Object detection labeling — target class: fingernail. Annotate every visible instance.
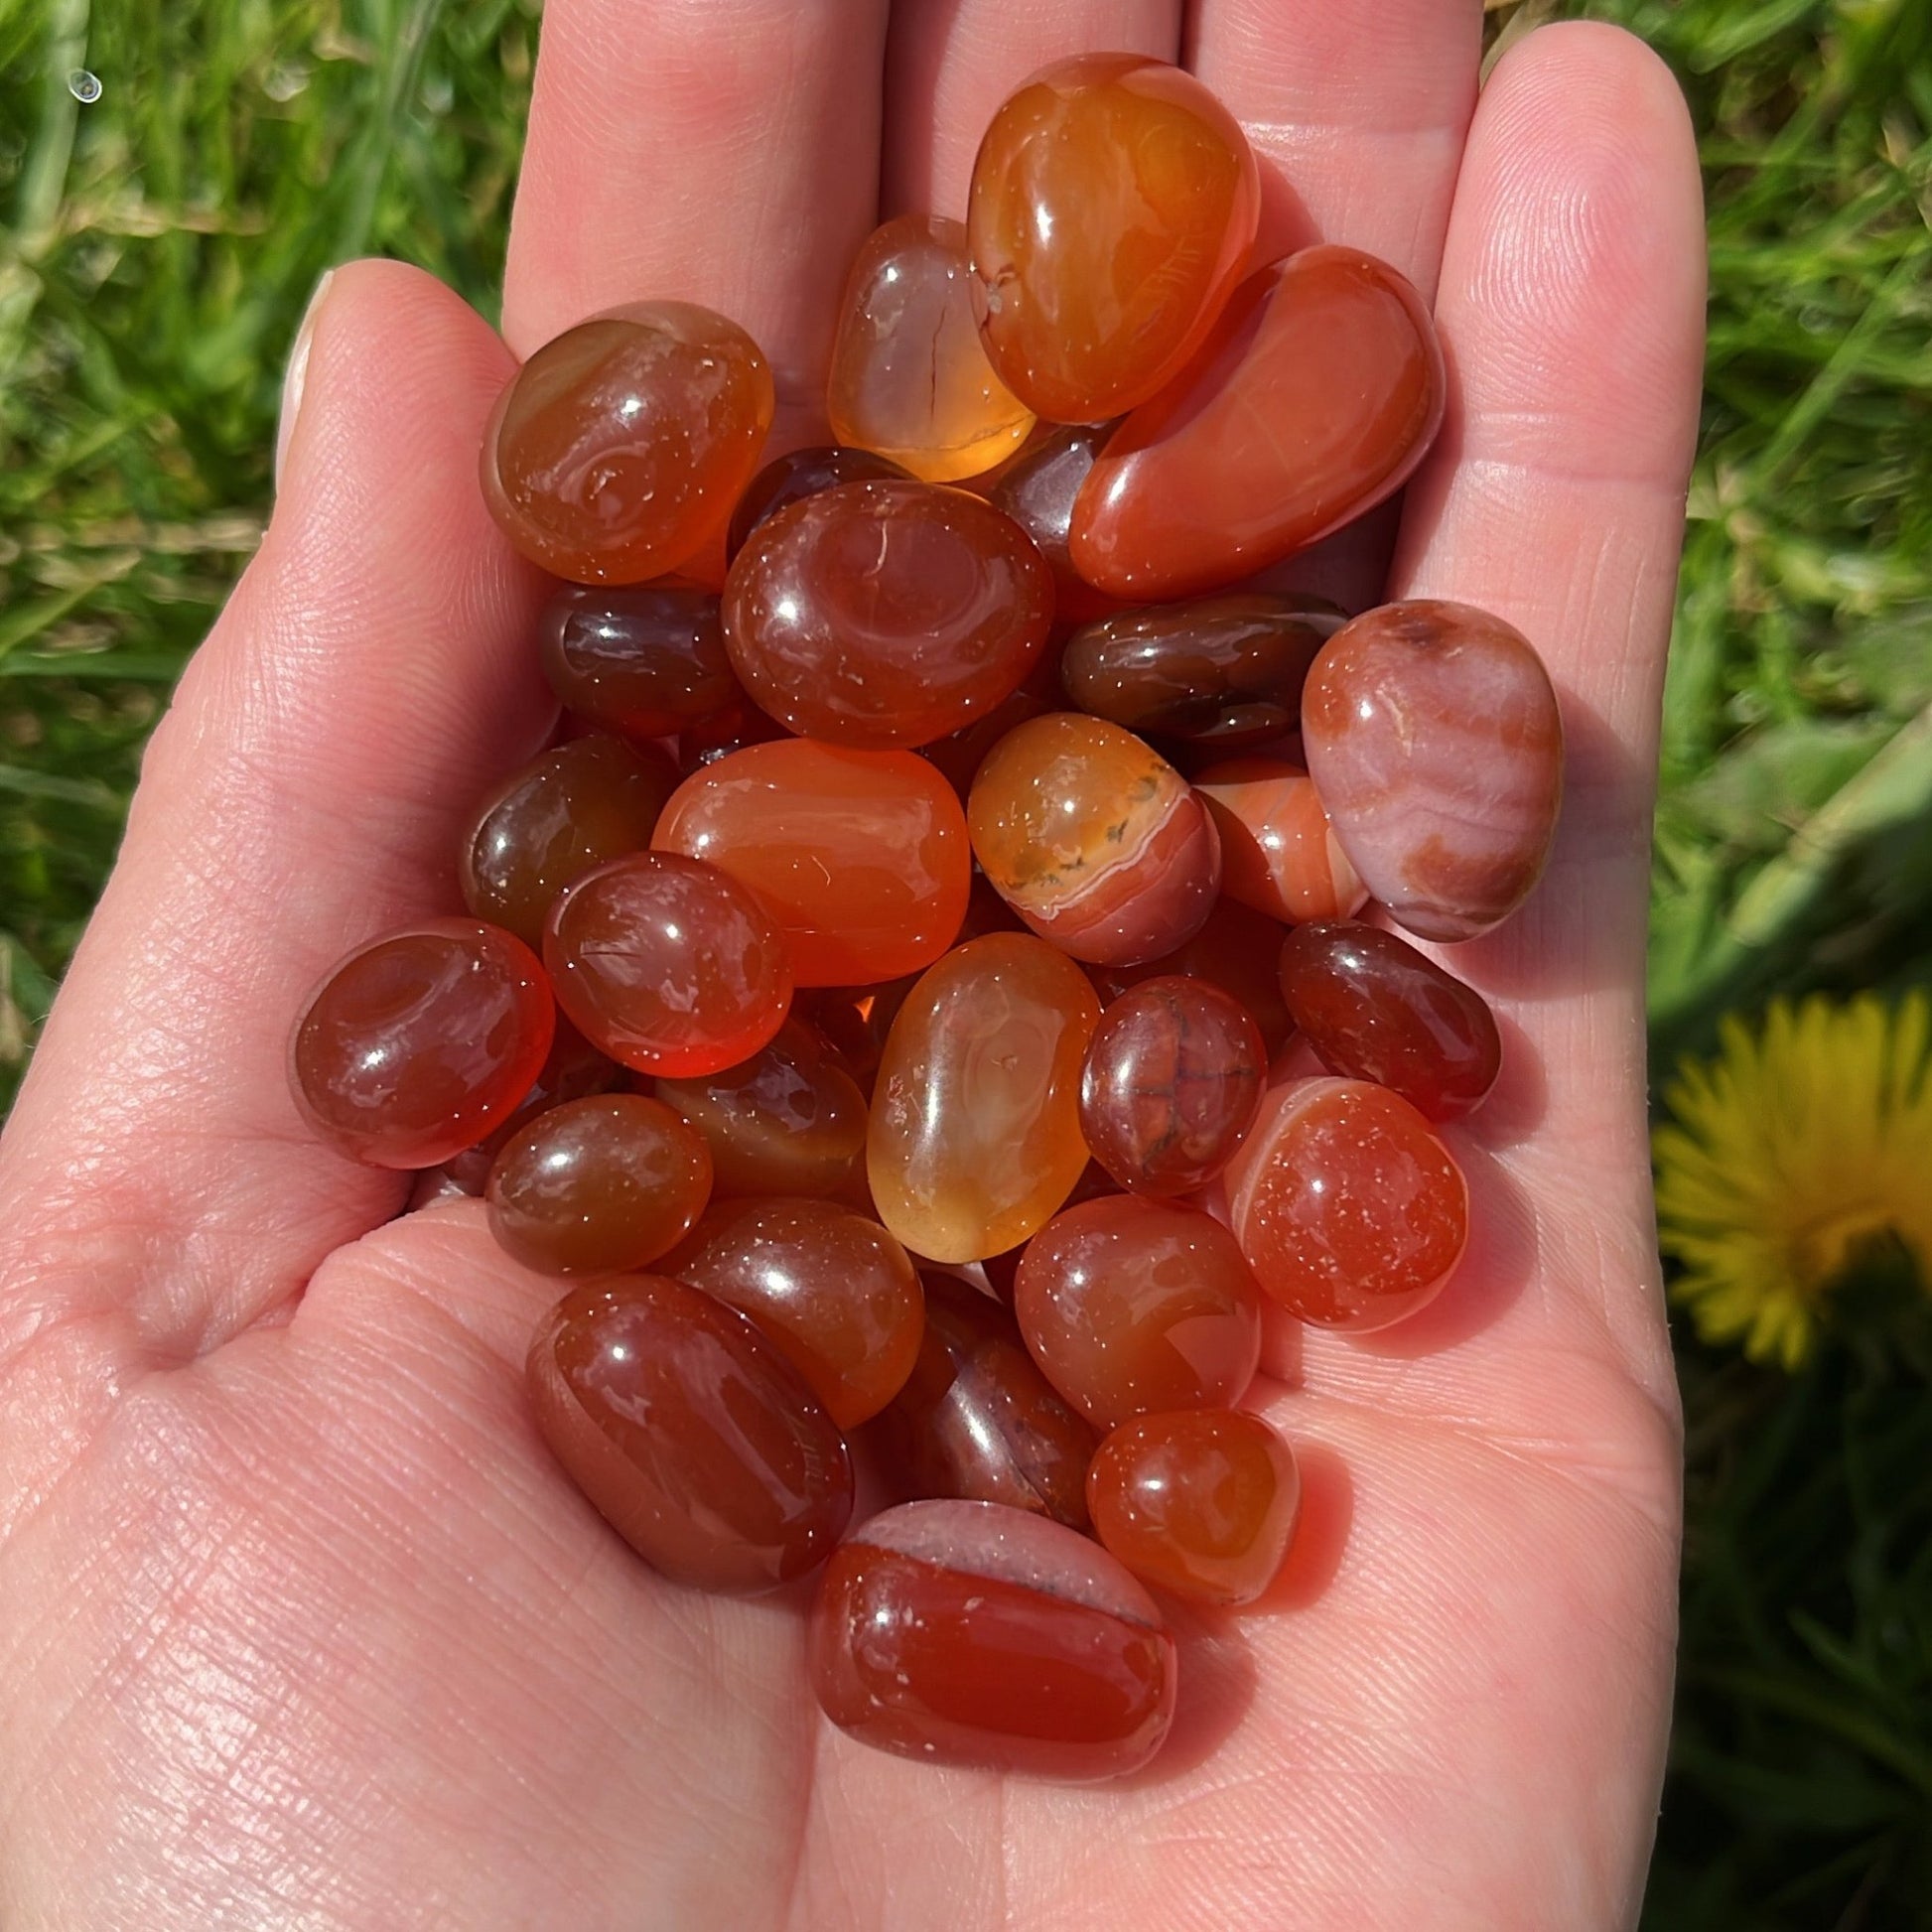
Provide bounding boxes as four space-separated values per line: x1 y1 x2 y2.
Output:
274 267 337 491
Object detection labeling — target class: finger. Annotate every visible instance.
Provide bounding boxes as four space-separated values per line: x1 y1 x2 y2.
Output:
503 0 891 435
881 0 1182 220
0 262 552 1381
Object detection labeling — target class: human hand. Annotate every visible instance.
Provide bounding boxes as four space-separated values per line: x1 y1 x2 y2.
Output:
0 3 1704 1925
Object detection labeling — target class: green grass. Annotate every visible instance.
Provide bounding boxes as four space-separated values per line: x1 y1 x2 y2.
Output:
3 0 1931 1922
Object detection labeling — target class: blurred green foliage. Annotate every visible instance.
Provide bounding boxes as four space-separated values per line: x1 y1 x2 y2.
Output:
3 0 1931 1923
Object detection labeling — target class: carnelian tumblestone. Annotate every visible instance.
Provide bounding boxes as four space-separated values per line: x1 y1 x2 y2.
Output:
1088 896 1293 1058
291 919 554 1170
866 1271 1098 1529
968 56 1259 424
1301 601 1564 941
538 585 735 741
810 1499 1177 1779
985 423 1122 626
1194 759 1368 926
725 445 913 560
867 933 1099 1262
723 480 1052 749
1278 921 1501 1121
1226 1076 1468 1330
655 1016 868 1199
828 213 1034 483
529 1274 851 1592
1015 1196 1264 1430
1079 975 1264 1195
460 735 679 947
1087 1410 1302 1607
483 301 773 585
652 741 970 986
485 1093 711 1276
543 852 791 1078
968 713 1221 965
1070 246 1445 600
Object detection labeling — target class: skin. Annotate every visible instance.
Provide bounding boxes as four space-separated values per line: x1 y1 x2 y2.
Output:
0 3 1703 1928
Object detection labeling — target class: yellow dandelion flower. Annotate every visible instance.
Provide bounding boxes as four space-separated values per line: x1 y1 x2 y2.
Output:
1654 992 1932 1369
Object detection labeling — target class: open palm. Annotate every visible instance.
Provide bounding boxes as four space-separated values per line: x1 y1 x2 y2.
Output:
0 3 1705 1926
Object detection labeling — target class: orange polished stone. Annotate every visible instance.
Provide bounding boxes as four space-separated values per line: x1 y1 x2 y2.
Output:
1226 1076 1468 1330
483 301 774 585
726 445 913 560
1015 1196 1264 1429
529 1274 851 1592
485 1093 712 1276
460 735 679 948
1070 246 1446 600
655 1016 868 1199
538 585 736 740
867 932 1100 1262
1088 895 1294 1057
968 55 1259 423
543 852 791 1077
652 740 970 985
723 480 1052 749
1194 758 1368 925
828 213 1034 483
664 1197 922 1429
1087 1409 1302 1607
969 713 1221 965
291 919 554 1170
811 1499 1176 1779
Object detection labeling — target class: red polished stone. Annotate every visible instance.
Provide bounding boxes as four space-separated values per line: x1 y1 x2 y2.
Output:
543 852 791 1077
810 1498 1176 1778
664 1197 922 1428
722 480 1052 749
968 56 1259 423
1300 600 1564 941
538 585 736 741
486 1093 712 1276
726 445 912 560
1089 895 1294 1058
1194 758 1368 926
866 1271 1097 1528
986 424 1123 626
483 301 774 585
1226 1076 1468 1330
1015 1196 1264 1430
1088 1409 1302 1607
528 1273 852 1591
460 735 679 947
1079 975 1265 1195
1277 921 1501 1121
291 919 554 1170
652 740 970 985
1070 246 1446 600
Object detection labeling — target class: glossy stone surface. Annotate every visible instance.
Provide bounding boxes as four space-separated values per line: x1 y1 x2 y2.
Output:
1226 1076 1468 1330
1301 600 1564 941
1079 975 1264 1195
1015 1196 1263 1429
809 1499 1176 1778
917 655 1061 800
986 423 1122 626
1060 594 1342 750
723 480 1052 749
675 690 787 772
1070 246 1446 600
655 1016 869 1199
867 1271 1098 1528
1088 1410 1301 1606
483 301 774 585
485 1093 712 1275
665 1197 922 1428
543 852 791 1077
460 735 679 947
868 933 1100 1262
968 55 1259 424
968 713 1221 965
1089 896 1293 1058
828 213 1034 483
538 585 735 740
440 1017 619 1195
652 741 970 985
1195 758 1368 925
795 979 916 1101
291 919 554 1169
726 445 912 560
529 1274 851 1592
1278 921 1501 1121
